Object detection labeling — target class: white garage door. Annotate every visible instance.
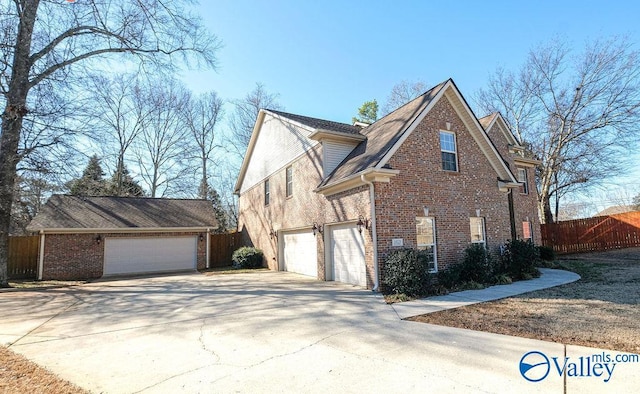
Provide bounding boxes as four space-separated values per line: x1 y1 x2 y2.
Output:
104 236 197 275
330 223 366 286
281 229 317 277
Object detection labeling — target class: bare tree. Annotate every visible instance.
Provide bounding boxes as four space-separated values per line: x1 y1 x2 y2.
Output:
135 80 192 197
228 83 283 158
0 0 219 285
381 80 428 116
88 73 149 196
184 91 224 199
476 37 640 223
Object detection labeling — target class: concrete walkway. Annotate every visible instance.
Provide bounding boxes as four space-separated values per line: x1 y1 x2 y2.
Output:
392 268 581 319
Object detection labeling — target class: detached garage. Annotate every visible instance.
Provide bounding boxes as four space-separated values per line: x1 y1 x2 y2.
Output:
27 195 218 280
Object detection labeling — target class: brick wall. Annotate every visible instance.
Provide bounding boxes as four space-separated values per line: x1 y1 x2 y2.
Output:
484 122 542 242
238 143 375 286
42 231 208 280
375 97 513 276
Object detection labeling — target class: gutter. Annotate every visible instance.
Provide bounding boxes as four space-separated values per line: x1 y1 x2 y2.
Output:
361 174 380 292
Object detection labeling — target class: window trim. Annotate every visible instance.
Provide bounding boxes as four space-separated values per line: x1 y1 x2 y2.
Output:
470 216 486 247
439 131 458 172
416 216 438 273
264 179 270 206
285 166 293 198
517 167 529 195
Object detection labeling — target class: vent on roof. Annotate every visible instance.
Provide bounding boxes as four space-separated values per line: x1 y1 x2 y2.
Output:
353 121 370 128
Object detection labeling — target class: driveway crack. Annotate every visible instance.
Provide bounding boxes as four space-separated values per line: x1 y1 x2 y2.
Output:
8 298 83 348
198 318 220 362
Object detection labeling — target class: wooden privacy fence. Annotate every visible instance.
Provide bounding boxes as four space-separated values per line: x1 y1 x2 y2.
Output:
8 235 39 279
541 211 640 254
209 232 244 268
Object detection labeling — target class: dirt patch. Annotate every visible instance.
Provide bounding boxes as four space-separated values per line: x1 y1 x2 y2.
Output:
0 346 87 394
408 248 640 353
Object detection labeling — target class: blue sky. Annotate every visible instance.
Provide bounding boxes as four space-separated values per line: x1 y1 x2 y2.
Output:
182 0 640 211
184 0 639 123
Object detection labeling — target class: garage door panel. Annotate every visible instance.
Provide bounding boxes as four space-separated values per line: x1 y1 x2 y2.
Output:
104 237 197 275
331 224 366 286
282 230 317 277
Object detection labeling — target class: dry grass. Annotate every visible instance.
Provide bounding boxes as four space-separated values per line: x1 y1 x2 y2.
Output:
200 266 270 275
7 280 87 289
409 248 640 353
0 346 87 394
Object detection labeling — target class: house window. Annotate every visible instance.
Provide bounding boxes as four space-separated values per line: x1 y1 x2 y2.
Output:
470 217 486 246
416 216 437 272
286 166 293 197
517 168 528 194
522 220 532 240
264 179 270 206
439 131 458 171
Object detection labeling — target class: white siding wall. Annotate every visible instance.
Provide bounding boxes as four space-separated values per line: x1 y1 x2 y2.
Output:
323 140 357 177
240 113 319 194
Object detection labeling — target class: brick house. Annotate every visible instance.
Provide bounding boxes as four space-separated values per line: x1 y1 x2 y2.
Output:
235 79 540 290
27 195 218 280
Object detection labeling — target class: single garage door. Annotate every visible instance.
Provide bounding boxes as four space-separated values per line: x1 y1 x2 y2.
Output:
330 223 366 286
281 229 317 277
104 236 197 275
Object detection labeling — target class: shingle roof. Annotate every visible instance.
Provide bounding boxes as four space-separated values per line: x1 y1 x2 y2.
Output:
27 195 218 230
268 109 363 135
320 80 448 186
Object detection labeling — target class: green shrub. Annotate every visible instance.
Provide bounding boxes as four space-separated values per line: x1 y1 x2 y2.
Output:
538 245 556 261
382 249 433 297
436 265 461 290
499 239 540 280
493 273 512 285
231 247 264 269
458 243 496 284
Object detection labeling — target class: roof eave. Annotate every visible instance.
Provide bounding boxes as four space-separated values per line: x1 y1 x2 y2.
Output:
315 168 400 196
309 129 366 143
513 156 542 167
27 226 218 234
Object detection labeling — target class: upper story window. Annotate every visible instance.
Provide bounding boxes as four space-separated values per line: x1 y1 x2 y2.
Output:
286 166 293 197
416 216 438 272
517 168 528 194
439 131 458 171
264 179 270 206
470 217 486 247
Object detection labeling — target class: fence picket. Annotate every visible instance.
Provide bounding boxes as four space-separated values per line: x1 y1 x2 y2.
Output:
541 212 640 254
8 236 39 279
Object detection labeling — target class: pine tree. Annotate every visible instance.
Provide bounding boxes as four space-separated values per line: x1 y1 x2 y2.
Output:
68 155 108 196
108 166 145 197
207 188 229 233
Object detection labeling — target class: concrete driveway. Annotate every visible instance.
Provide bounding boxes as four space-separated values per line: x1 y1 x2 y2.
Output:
0 272 636 393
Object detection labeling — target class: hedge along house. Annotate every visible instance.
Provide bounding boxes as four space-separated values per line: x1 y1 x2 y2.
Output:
27 195 218 280
235 79 541 290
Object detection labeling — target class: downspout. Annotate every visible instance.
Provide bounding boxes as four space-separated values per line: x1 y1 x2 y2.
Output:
361 174 379 292
205 228 211 269
38 230 45 280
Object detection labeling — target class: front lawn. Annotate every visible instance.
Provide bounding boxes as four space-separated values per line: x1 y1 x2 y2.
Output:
408 248 640 353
